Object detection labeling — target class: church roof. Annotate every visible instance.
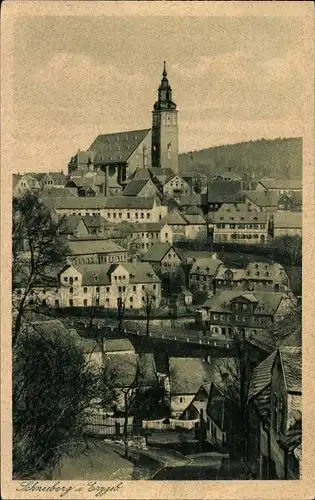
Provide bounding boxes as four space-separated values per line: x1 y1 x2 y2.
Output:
88 129 151 164
130 168 152 180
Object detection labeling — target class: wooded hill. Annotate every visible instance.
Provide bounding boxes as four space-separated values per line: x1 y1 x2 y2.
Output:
179 137 302 180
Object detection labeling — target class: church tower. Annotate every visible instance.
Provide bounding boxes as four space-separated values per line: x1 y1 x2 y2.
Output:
151 62 178 173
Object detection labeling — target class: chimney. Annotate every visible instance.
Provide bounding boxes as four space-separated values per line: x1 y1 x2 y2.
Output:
104 165 109 197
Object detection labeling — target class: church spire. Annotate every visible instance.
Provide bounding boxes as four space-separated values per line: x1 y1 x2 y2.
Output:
154 61 177 111
163 60 167 78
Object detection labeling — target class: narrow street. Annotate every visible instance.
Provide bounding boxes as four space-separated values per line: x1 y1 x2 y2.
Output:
52 438 137 480
52 437 229 481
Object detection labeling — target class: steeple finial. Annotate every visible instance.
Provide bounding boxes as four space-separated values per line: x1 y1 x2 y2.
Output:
163 61 167 78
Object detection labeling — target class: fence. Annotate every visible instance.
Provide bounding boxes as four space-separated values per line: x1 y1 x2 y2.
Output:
83 410 136 437
142 418 198 431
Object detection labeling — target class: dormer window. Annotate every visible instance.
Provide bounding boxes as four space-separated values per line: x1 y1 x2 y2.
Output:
241 217 244 220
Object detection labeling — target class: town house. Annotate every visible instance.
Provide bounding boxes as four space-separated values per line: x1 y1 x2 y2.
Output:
244 191 279 213
125 222 173 253
212 205 271 244
247 351 277 478
82 214 108 235
242 262 290 291
272 212 302 238
201 289 296 339
162 174 191 198
161 210 189 240
169 357 213 418
205 383 235 451
254 347 302 479
256 179 302 196
104 350 158 414
162 210 207 241
66 239 128 265
268 346 302 479
189 258 223 293
178 384 210 422
207 180 243 213
42 195 167 223
38 172 67 189
277 192 302 212
174 194 204 214
214 266 244 292
14 262 161 310
141 242 183 273
58 215 90 239
13 173 40 198
122 178 160 198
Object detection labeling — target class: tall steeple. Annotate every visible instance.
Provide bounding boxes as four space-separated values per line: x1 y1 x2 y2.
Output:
154 61 177 111
151 62 178 172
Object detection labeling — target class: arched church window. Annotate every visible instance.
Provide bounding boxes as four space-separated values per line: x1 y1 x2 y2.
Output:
167 143 172 160
143 146 148 168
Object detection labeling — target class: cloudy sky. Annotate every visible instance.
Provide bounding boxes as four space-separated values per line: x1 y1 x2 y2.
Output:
11 12 307 172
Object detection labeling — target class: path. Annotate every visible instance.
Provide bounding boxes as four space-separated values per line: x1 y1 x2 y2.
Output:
52 438 135 480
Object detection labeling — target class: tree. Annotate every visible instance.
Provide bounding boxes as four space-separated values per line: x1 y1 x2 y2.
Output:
193 176 202 194
143 288 156 337
260 303 302 349
104 353 164 459
13 321 99 479
12 192 69 345
162 266 186 297
270 235 302 268
213 327 252 474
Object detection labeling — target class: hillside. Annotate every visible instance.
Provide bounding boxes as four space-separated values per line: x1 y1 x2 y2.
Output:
179 137 302 180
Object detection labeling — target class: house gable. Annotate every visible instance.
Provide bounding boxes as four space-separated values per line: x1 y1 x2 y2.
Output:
59 265 83 285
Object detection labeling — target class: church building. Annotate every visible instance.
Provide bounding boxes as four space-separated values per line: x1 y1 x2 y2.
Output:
67 62 179 191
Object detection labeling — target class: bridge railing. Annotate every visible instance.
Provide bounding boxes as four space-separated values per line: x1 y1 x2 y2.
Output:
78 323 233 348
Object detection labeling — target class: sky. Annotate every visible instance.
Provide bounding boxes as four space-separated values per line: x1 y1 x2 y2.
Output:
11 13 307 172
